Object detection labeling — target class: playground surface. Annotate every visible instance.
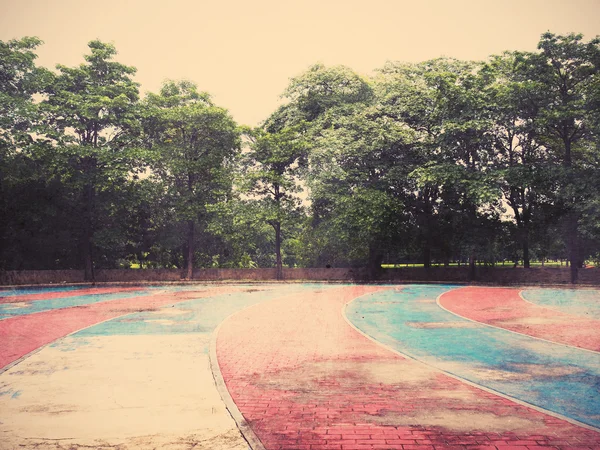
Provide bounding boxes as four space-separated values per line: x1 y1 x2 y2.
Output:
0 284 599 450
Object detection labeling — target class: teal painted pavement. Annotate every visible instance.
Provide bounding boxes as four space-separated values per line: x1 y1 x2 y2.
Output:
0 289 153 319
0 286 84 297
346 285 600 429
522 288 600 319
63 284 333 350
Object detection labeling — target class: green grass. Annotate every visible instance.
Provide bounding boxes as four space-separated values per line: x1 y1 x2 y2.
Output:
381 261 588 269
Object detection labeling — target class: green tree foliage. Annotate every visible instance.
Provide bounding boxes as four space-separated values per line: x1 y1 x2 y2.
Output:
142 80 240 278
243 113 308 279
40 40 141 280
2 32 599 282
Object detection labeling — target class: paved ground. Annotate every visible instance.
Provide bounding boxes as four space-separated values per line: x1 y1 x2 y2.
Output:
438 287 600 351
217 285 600 450
0 284 303 449
1 283 599 450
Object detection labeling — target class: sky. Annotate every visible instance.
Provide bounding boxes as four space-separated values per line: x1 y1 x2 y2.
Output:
2 0 599 127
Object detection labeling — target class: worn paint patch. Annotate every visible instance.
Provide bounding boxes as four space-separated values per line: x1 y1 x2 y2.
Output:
0 334 244 446
368 409 541 433
405 320 481 328
523 288 600 319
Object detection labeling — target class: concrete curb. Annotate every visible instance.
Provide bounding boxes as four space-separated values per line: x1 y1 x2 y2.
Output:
209 303 272 450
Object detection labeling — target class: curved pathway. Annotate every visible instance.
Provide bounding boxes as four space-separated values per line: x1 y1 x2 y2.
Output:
439 286 600 352
216 285 600 450
0 286 244 370
1 284 323 449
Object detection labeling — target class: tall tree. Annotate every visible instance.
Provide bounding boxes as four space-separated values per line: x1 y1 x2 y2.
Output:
521 32 600 282
243 114 307 279
143 80 240 279
42 40 141 280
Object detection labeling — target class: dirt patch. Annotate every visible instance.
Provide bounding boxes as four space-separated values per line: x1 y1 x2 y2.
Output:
254 359 438 394
369 409 542 433
405 321 480 329
147 309 189 317
498 317 562 326
509 363 584 378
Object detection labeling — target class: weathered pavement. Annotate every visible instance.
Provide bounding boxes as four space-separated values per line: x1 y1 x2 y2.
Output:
0 286 244 369
0 284 305 450
438 287 600 352
216 285 600 450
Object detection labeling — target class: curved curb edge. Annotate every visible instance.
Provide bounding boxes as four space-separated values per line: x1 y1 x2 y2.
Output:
342 288 600 434
209 304 269 450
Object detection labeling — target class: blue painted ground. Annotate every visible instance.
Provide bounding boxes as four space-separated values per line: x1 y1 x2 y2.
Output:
57 284 327 353
522 288 600 319
0 286 85 297
346 285 600 428
0 289 154 320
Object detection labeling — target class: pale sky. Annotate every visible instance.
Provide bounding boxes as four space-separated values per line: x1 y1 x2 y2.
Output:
2 0 599 127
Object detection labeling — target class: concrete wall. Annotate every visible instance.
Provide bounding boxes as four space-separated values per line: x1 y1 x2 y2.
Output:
1 267 599 286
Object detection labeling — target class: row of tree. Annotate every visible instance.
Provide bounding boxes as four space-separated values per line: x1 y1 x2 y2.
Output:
1 32 599 282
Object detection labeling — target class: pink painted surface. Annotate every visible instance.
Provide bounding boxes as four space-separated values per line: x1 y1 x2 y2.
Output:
0 286 144 304
0 286 241 370
217 286 600 450
439 287 600 352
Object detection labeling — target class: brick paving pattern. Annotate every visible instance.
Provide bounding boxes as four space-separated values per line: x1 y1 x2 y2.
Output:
217 285 600 450
439 287 600 352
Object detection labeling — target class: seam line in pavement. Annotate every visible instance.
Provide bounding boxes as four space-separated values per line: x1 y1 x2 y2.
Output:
439 287 600 355
342 290 600 434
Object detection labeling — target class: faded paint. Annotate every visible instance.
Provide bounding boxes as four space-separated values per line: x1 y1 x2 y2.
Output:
347 285 600 428
0 284 309 449
523 288 600 319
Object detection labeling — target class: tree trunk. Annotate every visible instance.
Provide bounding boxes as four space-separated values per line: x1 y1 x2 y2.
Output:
368 244 384 281
83 183 95 282
523 229 530 269
274 221 283 280
186 220 194 280
468 253 476 282
423 244 431 269
567 212 578 284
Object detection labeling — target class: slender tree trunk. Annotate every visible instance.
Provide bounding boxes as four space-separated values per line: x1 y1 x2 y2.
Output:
567 212 578 284
423 244 431 269
468 253 476 282
368 243 384 281
83 183 95 282
523 228 530 269
186 220 194 280
274 221 282 280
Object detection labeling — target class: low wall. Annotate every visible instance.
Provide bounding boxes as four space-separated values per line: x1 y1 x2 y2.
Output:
0 267 598 286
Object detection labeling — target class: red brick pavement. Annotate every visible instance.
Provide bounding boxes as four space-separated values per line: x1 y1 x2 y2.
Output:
438 287 600 352
0 286 242 369
216 285 600 450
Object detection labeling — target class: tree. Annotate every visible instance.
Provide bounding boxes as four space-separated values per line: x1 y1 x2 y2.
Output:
42 40 141 280
520 32 600 282
0 37 57 269
243 115 307 279
143 80 240 279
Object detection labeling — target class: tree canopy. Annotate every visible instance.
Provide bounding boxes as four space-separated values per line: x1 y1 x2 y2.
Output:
1 32 599 282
